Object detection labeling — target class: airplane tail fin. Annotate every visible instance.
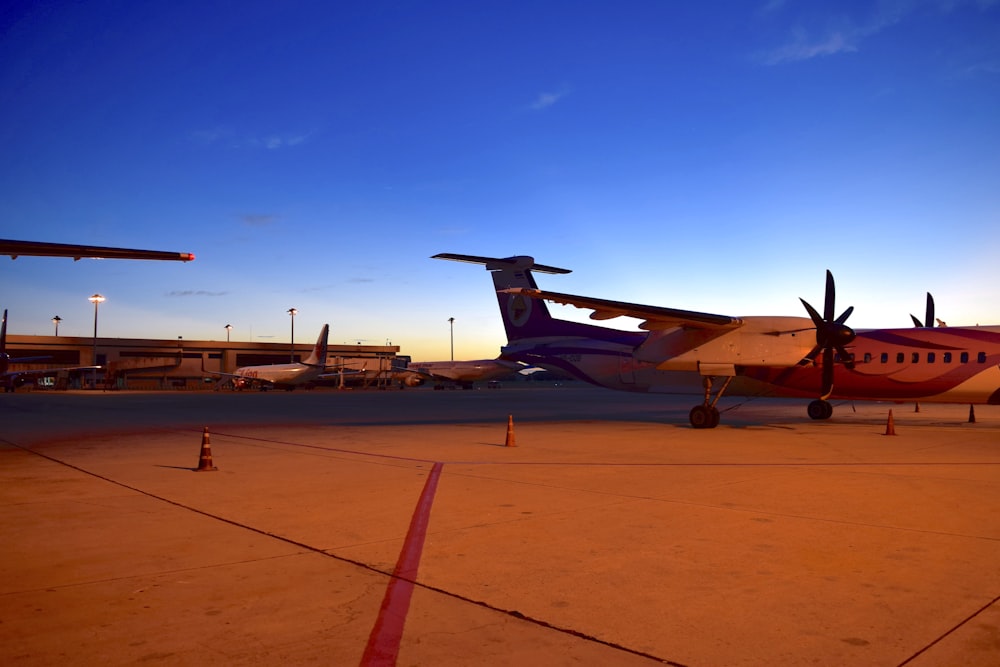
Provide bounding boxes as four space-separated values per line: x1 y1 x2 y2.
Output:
303 324 330 366
433 254 596 341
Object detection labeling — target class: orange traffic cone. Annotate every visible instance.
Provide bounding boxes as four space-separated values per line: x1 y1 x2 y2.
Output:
969 405 976 424
196 426 218 471
505 414 516 448
914 402 920 413
883 410 896 436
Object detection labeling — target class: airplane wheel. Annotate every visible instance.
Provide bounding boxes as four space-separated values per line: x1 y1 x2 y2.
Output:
689 405 720 429
807 399 833 420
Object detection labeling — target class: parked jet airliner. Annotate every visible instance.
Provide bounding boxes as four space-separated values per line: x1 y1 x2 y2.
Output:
434 254 1000 428
394 358 528 389
1 309 100 391
204 324 331 390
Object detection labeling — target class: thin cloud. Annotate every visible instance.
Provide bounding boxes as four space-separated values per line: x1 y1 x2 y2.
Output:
760 0 997 65
762 28 858 65
528 87 571 110
192 128 312 149
166 290 228 297
240 214 280 226
251 133 311 149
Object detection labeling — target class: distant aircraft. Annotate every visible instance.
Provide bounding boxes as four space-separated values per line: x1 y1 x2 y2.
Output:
434 253 1000 428
1 309 100 392
203 324 331 390
394 358 528 389
1 239 194 262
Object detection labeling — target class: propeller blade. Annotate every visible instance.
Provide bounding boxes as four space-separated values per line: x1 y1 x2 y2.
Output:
799 298 823 327
925 293 935 328
823 270 835 322
800 345 822 364
835 345 855 370
910 314 923 328
821 347 834 399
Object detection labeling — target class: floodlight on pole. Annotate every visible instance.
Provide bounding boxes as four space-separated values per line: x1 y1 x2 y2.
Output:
225 323 232 342
52 315 61 336
88 294 105 389
448 317 455 361
287 308 297 362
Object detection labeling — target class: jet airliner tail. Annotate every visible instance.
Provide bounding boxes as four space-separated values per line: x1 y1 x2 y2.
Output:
303 324 330 366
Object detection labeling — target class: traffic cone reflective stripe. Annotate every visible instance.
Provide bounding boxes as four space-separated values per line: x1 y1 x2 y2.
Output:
196 426 218 471
505 415 516 448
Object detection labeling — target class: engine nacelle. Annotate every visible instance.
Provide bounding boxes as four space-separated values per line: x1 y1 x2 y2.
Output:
402 374 425 387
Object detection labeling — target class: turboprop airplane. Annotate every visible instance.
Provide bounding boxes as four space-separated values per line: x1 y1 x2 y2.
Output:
203 324 331 390
434 253 1000 428
1 309 100 391
1 239 194 262
394 358 528 389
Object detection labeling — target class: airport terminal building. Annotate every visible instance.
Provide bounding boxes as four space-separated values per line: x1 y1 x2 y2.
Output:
5 334 404 390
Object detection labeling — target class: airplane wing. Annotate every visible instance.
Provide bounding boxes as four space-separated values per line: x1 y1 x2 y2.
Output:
318 368 366 379
500 288 743 331
5 365 100 376
1 239 195 262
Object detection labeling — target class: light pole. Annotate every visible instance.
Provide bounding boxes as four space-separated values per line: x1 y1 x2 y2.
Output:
88 294 105 388
225 324 232 342
287 308 297 362
52 315 61 336
448 317 455 361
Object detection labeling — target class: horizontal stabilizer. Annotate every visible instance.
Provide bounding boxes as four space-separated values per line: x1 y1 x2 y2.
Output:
432 253 571 275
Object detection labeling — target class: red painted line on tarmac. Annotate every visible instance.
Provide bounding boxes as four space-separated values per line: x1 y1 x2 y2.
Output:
360 461 443 666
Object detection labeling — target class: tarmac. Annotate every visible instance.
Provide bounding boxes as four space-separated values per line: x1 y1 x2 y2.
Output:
2 385 999 666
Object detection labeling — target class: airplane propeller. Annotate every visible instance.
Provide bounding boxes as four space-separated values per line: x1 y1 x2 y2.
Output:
910 292 935 328
799 270 856 400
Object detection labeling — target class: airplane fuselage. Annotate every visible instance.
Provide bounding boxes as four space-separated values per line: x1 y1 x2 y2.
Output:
406 359 521 383
233 363 323 389
502 324 1000 405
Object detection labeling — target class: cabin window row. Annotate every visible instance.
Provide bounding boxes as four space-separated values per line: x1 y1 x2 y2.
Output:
861 351 988 364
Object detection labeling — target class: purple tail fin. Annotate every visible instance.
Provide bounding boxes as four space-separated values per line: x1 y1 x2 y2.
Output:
433 254 616 342
1 309 7 373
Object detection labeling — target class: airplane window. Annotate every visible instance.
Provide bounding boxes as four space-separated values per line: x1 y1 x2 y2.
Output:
943 352 952 363
927 352 935 363
978 352 987 363
961 352 969 363
897 352 905 363
864 353 872 364
912 352 920 363
880 353 888 363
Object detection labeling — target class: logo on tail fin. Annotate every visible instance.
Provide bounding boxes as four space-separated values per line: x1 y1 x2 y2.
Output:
507 293 533 328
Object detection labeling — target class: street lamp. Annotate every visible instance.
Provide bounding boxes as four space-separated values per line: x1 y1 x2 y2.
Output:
225 324 232 342
287 308 297 362
448 317 455 361
88 294 105 388
52 315 61 336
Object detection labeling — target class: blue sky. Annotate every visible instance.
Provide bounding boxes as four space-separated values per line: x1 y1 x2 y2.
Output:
2 0 998 360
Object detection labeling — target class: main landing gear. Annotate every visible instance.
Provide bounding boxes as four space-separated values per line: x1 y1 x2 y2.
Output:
807 399 834 420
689 376 733 429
